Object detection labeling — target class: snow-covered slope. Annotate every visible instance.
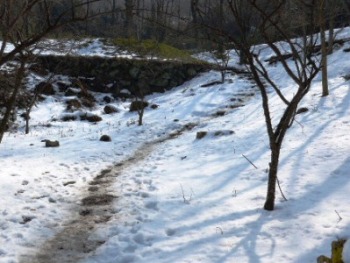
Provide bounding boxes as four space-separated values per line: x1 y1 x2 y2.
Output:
2 30 350 263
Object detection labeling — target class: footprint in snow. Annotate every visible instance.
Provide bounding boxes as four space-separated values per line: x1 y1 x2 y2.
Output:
144 201 158 210
123 244 137 253
22 180 29 186
165 228 176 236
148 185 157 191
139 192 150 198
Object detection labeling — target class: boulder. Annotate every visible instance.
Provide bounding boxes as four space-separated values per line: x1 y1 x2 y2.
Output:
104 105 118 114
41 139 60 147
196 131 207 139
80 113 102 123
100 135 112 142
35 82 55 95
66 99 82 111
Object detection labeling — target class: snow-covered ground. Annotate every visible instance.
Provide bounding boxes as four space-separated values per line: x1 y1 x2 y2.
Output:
2 30 350 263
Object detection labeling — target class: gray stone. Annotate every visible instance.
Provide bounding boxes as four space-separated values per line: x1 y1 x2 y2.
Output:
104 105 118 114
100 135 112 142
41 140 60 147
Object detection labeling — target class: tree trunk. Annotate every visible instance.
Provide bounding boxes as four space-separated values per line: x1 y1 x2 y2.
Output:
264 143 281 211
25 113 30 134
111 0 117 25
0 59 26 143
124 0 134 38
138 109 143 126
327 0 335 55
320 0 329 97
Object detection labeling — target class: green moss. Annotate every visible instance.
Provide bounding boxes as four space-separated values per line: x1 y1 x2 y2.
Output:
332 239 346 263
112 38 198 62
317 239 346 263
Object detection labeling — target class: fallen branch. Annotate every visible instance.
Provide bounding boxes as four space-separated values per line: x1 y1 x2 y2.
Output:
216 227 224 235
242 154 258 169
277 176 288 201
335 210 343 222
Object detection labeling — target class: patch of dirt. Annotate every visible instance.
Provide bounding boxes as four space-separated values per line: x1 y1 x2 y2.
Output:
19 127 192 263
81 194 116 206
18 118 243 262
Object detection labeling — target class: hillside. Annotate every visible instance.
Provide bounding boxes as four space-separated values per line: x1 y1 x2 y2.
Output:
1 31 350 262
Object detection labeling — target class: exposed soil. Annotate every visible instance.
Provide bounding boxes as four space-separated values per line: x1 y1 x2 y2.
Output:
18 125 193 263
18 88 256 263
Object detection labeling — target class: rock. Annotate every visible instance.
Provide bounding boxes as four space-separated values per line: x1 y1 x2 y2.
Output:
129 66 140 78
80 113 102 123
64 88 79 97
48 197 56 203
35 56 210 97
21 215 35 224
35 82 55 95
66 99 82 111
28 63 48 76
213 130 235 136
151 78 169 87
61 114 77 122
100 135 112 142
130 101 149 112
103 96 113 103
150 104 159 109
104 105 118 114
41 140 60 147
81 98 95 108
186 67 198 77
196 131 207 139
56 81 70 92
214 110 226 117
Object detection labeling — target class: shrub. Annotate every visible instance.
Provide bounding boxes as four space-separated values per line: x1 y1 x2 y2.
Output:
129 101 149 112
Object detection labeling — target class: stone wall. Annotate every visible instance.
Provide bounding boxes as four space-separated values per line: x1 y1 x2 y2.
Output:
36 55 211 96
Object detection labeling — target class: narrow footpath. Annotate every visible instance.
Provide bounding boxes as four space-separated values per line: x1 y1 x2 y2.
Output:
19 126 193 263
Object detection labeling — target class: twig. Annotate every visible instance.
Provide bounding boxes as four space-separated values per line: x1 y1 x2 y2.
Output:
335 210 343 222
180 184 192 204
242 154 258 169
232 189 237 197
294 119 304 133
276 176 288 201
216 227 224 235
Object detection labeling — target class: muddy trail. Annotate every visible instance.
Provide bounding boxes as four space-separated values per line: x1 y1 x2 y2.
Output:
19 84 257 263
19 124 197 263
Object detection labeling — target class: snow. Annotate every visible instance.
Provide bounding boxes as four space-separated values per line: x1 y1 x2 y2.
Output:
2 29 350 263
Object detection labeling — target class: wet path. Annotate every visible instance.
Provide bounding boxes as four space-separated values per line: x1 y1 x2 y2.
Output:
19 126 193 263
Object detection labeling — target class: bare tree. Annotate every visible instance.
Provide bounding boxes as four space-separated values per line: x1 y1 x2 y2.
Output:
234 0 324 210
318 0 329 97
193 0 324 210
124 0 135 37
0 54 27 143
0 0 103 142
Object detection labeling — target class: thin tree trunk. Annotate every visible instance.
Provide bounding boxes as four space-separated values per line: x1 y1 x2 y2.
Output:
264 144 281 211
320 0 329 97
124 0 134 38
0 59 26 143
